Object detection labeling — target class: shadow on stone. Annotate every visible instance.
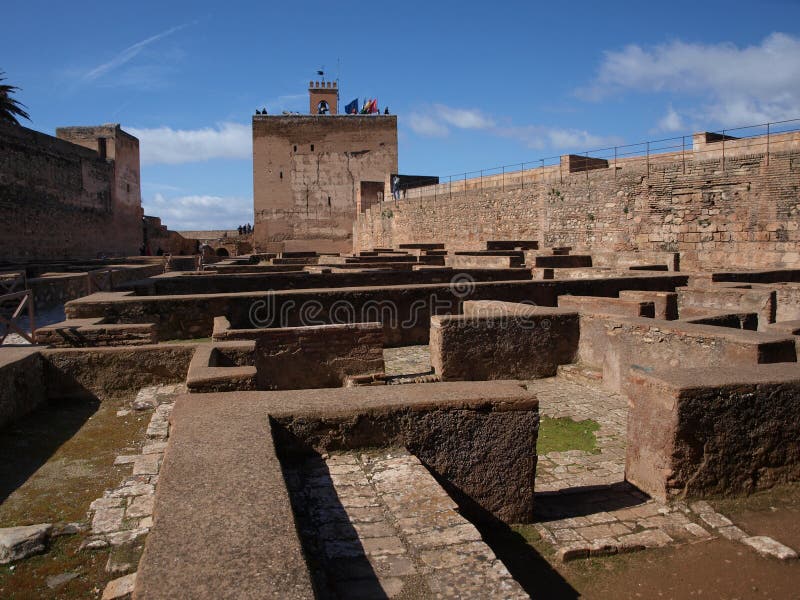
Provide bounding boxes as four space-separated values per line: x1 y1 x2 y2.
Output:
423 463 580 599
279 452 387 599
0 396 99 503
534 482 649 522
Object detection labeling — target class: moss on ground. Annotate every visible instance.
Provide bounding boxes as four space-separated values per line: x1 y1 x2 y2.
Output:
0 396 149 598
537 416 600 455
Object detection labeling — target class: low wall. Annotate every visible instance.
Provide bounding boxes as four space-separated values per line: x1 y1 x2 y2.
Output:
28 263 166 310
41 344 196 400
66 275 689 345
128 267 532 296
430 304 579 380
557 295 655 318
186 341 257 393
677 285 776 330
213 317 384 389
626 364 800 500
0 348 46 429
578 313 797 393
618 290 679 320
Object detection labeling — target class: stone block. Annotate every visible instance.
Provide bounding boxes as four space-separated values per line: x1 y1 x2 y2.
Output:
626 364 800 501
430 304 579 380
0 524 52 564
577 313 797 393
557 294 655 318
619 290 679 320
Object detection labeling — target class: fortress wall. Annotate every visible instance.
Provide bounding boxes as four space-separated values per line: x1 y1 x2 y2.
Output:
357 146 800 271
0 122 143 262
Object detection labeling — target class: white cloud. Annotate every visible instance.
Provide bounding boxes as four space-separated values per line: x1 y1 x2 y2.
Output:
143 193 253 231
408 105 494 137
408 112 450 137
493 125 619 151
656 106 685 132
127 122 252 165
435 105 495 129
83 23 190 82
581 33 800 126
408 103 613 151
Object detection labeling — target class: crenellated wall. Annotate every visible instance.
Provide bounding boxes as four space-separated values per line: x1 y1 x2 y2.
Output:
357 132 800 271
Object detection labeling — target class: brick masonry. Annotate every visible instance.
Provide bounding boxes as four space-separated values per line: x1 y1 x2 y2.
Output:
357 142 800 271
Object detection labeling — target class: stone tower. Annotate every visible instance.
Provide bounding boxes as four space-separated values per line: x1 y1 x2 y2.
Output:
252 81 397 253
309 80 339 115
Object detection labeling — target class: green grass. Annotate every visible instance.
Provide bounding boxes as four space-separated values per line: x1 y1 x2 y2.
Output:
160 337 211 344
538 416 600 455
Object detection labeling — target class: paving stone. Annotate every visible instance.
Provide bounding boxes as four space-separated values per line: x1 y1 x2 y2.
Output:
126 495 154 519
699 511 734 529
101 573 137 599
574 522 631 541
106 483 155 498
92 509 125 534
370 554 417 577
742 536 798 560
106 528 149 547
91 497 124 511
684 522 713 538
617 528 673 548
717 525 748 541
132 454 160 476
141 442 168 455
0 524 52 564
361 536 406 556
689 500 714 513
557 543 590 562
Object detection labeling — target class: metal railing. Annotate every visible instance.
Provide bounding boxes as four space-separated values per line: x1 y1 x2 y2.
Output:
389 118 800 203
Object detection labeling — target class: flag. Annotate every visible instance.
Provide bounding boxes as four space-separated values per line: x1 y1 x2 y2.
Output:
344 98 358 115
369 98 379 114
360 99 370 114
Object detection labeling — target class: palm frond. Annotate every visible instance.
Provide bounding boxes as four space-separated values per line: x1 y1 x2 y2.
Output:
0 71 31 125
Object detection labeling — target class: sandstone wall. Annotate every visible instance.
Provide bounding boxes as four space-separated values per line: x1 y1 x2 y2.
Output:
357 139 800 271
253 115 398 253
0 122 143 262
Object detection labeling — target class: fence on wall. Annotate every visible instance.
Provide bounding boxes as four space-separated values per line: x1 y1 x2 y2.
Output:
390 118 800 203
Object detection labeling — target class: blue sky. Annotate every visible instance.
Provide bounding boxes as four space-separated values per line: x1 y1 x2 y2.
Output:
4 0 800 230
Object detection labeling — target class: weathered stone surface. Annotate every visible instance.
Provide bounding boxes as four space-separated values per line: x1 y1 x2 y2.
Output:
578 312 796 393
92 508 125 534
0 523 52 564
430 304 579 381
626 364 800 501
102 572 137 599
742 536 798 560
0 347 46 429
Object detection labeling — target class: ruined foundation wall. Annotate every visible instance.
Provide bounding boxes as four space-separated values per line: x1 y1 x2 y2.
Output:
0 122 143 261
357 146 800 271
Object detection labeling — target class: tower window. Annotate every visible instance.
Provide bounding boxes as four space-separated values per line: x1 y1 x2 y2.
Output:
293 145 297 152
327 196 331 206
279 171 283 179
311 144 315 152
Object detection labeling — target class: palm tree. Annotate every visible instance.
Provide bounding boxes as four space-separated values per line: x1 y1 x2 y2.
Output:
0 71 31 125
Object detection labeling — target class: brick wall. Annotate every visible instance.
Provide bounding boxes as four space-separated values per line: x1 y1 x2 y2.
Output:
0 122 143 261
357 141 800 271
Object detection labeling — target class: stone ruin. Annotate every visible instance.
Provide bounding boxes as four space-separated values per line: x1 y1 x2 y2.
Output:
2 238 800 598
